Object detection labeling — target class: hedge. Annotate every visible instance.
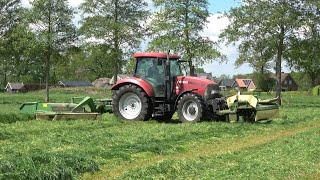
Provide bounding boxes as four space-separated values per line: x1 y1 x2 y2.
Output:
312 85 320 96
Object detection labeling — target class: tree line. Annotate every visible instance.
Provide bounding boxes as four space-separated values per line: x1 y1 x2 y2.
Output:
0 0 319 104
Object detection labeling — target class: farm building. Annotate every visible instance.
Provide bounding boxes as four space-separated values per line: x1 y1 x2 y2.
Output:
271 73 298 91
58 81 93 87
92 78 111 88
218 79 235 91
5 82 26 93
233 79 256 91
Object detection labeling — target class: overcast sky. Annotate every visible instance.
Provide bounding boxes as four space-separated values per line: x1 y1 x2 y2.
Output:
21 0 259 77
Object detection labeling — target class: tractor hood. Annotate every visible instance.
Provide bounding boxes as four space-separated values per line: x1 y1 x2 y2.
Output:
175 76 218 97
176 76 217 85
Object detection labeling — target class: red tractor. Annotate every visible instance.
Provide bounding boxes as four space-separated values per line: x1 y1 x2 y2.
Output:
111 52 227 122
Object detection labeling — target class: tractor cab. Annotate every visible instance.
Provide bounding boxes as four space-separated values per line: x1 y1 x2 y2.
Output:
133 52 183 98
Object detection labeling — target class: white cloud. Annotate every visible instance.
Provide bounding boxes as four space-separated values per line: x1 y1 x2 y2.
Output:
203 14 230 41
201 13 253 76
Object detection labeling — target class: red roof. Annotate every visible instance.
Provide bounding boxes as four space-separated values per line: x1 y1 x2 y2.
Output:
133 52 180 59
235 79 255 88
235 79 245 88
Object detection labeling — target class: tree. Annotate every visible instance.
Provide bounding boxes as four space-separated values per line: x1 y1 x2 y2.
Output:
252 71 275 92
29 0 76 102
124 57 136 75
1 23 44 83
0 0 21 86
287 0 320 87
220 0 301 105
149 0 221 76
235 38 274 74
195 67 206 74
80 0 149 82
83 45 115 79
54 46 87 81
0 0 20 37
290 71 312 90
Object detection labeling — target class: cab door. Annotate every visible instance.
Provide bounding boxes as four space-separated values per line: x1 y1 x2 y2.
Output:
135 58 165 97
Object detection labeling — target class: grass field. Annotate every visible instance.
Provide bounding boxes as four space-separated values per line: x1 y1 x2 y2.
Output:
0 88 320 179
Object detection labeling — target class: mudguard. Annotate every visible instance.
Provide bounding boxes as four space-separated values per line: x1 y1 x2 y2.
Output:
111 77 154 97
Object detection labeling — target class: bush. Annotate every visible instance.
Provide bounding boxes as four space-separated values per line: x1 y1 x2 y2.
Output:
312 85 320 96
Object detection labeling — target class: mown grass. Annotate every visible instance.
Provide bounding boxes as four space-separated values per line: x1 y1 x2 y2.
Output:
119 128 320 179
0 89 319 179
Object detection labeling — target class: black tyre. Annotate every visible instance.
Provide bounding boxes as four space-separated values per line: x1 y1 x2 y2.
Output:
177 93 204 123
112 84 151 121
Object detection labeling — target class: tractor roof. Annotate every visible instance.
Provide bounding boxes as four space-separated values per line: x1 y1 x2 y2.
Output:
133 52 180 59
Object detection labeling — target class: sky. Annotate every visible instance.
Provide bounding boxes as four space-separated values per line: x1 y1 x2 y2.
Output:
21 0 255 77
204 0 252 77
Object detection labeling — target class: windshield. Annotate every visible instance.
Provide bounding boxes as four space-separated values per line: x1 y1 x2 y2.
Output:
135 58 183 78
135 58 164 80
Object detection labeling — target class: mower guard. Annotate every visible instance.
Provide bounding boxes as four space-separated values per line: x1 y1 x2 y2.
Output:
218 95 279 122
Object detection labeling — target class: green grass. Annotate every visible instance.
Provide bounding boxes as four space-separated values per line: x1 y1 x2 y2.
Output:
0 89 320 179
119 128 320 179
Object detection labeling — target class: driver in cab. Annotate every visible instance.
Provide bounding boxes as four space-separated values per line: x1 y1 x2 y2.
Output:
147 60 163 83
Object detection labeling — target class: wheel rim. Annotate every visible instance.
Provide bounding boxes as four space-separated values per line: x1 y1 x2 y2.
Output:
119 92 142 120
182 100 199 121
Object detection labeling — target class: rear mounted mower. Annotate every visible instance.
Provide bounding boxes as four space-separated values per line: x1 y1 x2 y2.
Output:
20 97 112 120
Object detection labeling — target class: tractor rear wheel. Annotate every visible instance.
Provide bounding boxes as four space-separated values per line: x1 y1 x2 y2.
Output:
113 84 151 121
177 93 204 123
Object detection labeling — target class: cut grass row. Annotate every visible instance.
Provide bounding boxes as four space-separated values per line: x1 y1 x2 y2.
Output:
118 126 320 179
83 118 320 179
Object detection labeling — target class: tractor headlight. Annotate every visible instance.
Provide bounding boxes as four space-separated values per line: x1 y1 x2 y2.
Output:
211 89 220 95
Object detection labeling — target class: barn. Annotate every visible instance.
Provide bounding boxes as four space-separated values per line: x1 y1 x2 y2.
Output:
5 82 26 93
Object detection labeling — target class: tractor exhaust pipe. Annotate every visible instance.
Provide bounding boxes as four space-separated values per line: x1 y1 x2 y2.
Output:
165 51 172 101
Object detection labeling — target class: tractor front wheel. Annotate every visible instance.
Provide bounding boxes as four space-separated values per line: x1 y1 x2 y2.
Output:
177 93 204 123
113 84 151 121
